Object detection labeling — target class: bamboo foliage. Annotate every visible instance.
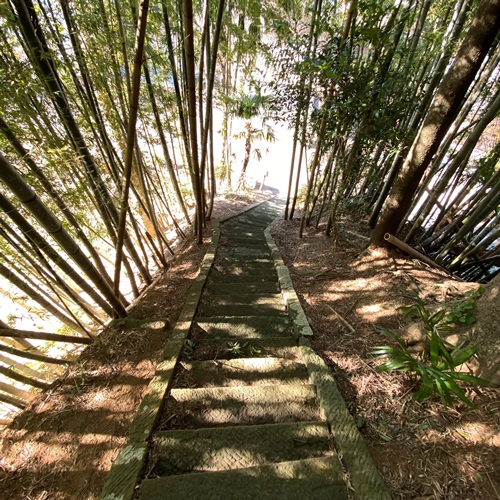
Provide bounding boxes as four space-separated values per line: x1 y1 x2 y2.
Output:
272 0 499 281
0 0 290 416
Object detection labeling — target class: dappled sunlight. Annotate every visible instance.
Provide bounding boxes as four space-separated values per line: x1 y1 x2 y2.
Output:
356 302 399 323
271 215 500 499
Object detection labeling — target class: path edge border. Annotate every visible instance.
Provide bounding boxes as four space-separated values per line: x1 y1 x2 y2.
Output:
265 217 391 500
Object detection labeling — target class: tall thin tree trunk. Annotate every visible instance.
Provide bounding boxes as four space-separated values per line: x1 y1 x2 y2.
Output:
183 0 204 244
0 153 127 317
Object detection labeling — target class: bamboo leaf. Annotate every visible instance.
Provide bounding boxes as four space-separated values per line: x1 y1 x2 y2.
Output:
451 346 478 367
449 372 490 386
442 379 475 407
429 330 439 367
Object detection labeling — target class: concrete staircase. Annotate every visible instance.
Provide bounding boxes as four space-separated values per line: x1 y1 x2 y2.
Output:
139 202 350 499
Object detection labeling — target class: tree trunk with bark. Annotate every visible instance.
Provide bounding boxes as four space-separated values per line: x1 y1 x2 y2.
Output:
370 0 500 247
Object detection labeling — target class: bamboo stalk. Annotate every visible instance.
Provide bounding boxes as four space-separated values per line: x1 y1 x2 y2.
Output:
0 328 92 345
0 344 73 366
384 233 450 274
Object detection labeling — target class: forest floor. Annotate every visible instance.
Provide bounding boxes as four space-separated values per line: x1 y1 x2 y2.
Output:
0 192 499 499
271 214 500 500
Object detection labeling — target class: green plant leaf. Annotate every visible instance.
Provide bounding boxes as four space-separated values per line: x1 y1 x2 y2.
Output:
429 309 447 327
374 326 407 349
442 378 475 407
414 378 435 402
377 358 411 372
429 330 439 367
434 376 454 406
451 346 478 367
449 372 489 386
373 295 485 407
437 339 455 369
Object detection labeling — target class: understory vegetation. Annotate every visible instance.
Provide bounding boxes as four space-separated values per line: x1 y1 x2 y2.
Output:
372 295 488 407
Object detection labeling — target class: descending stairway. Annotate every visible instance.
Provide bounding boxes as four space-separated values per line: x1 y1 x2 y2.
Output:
139 201 350 499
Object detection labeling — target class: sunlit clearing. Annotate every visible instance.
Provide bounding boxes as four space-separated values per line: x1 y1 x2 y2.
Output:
357 302 395 322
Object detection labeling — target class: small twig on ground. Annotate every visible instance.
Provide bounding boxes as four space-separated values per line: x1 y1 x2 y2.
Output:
344 299 360 317
326 305 355 333
307 268 333 279
485 469 500 499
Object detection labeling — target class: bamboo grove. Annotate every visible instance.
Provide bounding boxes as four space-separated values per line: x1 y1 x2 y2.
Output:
0 0 498 416
275 0 499 282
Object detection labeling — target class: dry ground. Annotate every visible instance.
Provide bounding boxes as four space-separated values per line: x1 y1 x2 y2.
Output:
0 195 256 500
271 215 499 500
0 195 498 499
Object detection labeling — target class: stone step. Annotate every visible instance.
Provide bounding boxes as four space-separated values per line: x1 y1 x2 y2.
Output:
223 219 269 229
208 272 278 283
221 230 266 239
176 357 310 387
221 231 268 240
193 316 292 339
236 210 277 220
215 257 275 268
150 421 330 476
219 238 268 247
162 384 320 429
197 303 286 317
236 215 276 225
183 337 300 362
204 282 280 295
229 222 272 231
202 294 283 306
217 247 272 259
140 456 348 499
221 229 266 239
213 262 275 275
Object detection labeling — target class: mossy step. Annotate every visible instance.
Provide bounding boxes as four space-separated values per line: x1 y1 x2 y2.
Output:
217 247 272 259
225 218 267 227
197 304 286 317
150 421 330 476
205 282 280 295
234 210 277 220
207 272 278 283
213 263 275 275
197 302 287 316
226 221 272 231
215 257 275 268
236 215 276 224
221 230 267 239
193 316 292 339
140 456 348 499
176 357 310 387
202 294 283 306
162 384 320 429
225 230 266 238
224 225 266 235
182 337 300 363
219 238 268 247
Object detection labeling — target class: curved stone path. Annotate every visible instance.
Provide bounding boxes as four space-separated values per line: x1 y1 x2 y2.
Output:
100 200 390 500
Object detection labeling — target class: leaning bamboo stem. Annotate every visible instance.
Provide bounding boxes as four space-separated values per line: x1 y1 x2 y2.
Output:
384 233 450 275
0 328 92 345
114 0 150 297
0 343 72 366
